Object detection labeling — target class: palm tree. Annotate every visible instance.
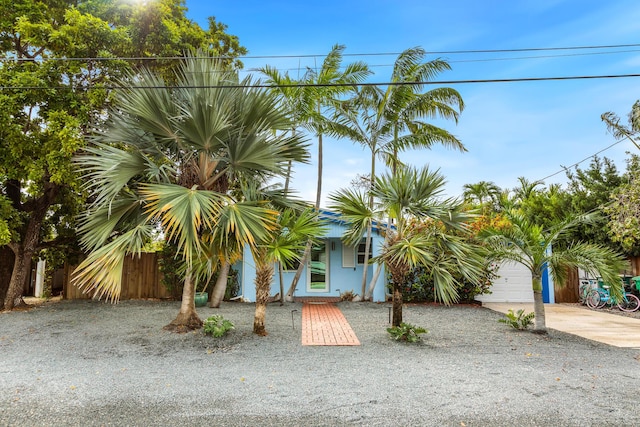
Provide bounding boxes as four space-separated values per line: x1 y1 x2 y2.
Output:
250 206 326 335
72 51 309 331
276 44 370 301
462 181 501 208
601 100 640 151
480 209 627 333
330 166 486 326
335 47 466 297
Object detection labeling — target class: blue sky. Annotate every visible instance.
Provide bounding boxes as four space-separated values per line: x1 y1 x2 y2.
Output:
185 0 640 205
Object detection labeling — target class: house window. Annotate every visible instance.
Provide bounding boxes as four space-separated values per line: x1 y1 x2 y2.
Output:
357 241 373 265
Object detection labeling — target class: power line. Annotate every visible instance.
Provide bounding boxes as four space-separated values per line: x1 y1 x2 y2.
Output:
3 73 640 91
3 42 640 62
242 48 640 73
538 139 626 182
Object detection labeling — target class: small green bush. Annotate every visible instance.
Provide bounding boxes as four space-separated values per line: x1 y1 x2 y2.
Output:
203 315 234 338
387 323 428 343
498 309 535 330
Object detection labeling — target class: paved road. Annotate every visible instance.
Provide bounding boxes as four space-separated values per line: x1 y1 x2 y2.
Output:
484 302 640 348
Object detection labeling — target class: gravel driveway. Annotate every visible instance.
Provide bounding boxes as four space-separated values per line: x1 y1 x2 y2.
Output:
1 299 639 426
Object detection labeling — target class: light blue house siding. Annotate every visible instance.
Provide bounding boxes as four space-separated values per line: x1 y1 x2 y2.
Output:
239 212 388 302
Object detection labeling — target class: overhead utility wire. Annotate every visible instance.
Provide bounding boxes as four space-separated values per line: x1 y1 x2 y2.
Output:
3 73 640 91
244 48 640 73
537 139 626 182
2 42 640 62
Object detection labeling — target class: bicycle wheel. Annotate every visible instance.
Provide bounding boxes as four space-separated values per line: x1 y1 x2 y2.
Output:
617 293 640 312
585 290 602 309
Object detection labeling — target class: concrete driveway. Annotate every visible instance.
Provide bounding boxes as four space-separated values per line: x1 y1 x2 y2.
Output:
484 302 640 348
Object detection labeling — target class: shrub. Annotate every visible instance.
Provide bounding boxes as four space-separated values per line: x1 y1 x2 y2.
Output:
203 315 235 338
224 267 240 301
339 290 358 301
389 264 495 304
498 309 535 330
387 323 428 343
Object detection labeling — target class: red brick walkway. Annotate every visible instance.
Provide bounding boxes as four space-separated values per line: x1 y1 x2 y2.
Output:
301 302 360 346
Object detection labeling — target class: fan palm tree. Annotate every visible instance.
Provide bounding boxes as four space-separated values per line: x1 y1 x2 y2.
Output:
335 47 466 297
72 51 309 331
330 166 486 326
480 209 627 333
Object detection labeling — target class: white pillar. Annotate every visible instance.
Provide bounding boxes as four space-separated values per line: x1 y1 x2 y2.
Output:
35 259 46 298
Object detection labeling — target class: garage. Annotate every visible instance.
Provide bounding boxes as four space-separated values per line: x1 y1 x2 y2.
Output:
475 260 534 303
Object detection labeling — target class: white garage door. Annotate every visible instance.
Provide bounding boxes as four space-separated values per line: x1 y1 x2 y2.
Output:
475 261 533 303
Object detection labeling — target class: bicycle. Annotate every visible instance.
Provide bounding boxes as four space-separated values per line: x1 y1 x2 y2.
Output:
588 281 640 312
578 279 598 306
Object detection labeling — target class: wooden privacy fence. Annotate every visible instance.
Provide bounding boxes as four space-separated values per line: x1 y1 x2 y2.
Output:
63 253 173 300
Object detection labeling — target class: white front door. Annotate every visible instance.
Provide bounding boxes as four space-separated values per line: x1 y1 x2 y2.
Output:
307 242 329 292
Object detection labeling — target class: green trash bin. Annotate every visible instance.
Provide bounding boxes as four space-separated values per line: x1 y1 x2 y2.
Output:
632 276 640 292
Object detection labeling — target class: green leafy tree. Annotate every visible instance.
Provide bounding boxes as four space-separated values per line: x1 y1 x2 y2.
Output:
72 53 308 331
564 156 623 251
480 210 627 333
0 0 245 310
604 155 640 255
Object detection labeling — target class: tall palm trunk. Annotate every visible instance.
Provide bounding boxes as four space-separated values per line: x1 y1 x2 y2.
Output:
209 260 230 308
392 284 403 327
286 129 324 301
366 263 383 300
253 262 274 335
278 263 285 304
531 276 547 333
165 268 202 331
360 149 376 297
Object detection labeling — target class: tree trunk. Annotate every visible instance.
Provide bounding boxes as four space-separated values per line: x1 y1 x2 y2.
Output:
286 129 324 302
3 181 58 311
315 132 323 210
360 224 372 297
360 149 376 299
164 269 202 332
209 261 230 308
0 246 15 309
392 284 403 327
532 277 547 333
4 243 32 310
365 262 383 301
253 263 273 336
285 240 311 301
278 263 285 305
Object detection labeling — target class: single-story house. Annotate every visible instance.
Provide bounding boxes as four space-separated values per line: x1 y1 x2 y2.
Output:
238 210 389 302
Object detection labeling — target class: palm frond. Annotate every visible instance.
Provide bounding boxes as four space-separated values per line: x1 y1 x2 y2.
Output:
140 183 225 264
72 224 156 302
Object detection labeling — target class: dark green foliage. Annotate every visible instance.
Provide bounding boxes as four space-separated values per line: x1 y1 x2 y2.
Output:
387 323 427 343
224 267 240 301
158 243 184 299
392 266 493 303
498 309 535 330
203 315 234 338
563 156 624 252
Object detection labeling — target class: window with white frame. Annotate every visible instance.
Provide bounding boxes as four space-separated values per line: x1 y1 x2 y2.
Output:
357 240 373 265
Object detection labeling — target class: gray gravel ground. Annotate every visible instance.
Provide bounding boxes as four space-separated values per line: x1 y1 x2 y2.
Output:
1 299 640 427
